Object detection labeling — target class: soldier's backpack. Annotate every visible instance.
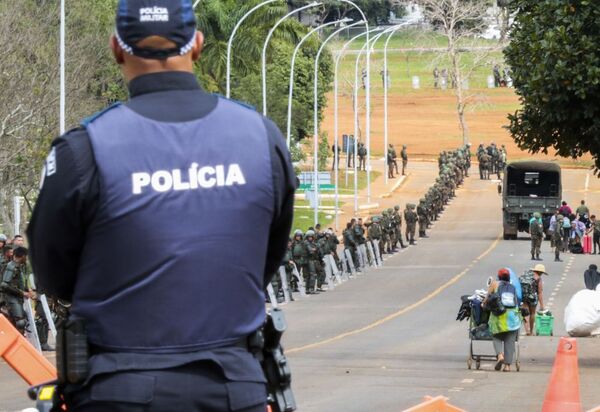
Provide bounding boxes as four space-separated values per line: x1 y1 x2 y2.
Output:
519 271 538 305
369 223 381 239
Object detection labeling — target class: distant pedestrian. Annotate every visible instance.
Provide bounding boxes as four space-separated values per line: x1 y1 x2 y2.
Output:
433 67 440 89
559 201 572 217
401 145 408 176
493 64 501 88
520 264 548 336
584 264 600 291
529 212 544 261
357 143 367 171
576 200 590 225
484 268 521 372
589 215 600 254
331 143 341 171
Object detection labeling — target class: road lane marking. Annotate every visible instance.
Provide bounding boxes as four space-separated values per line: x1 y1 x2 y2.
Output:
585 173 590 201
287 234 502 354
461 379 474 384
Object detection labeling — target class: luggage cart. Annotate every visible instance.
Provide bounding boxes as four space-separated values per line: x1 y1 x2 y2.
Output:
467 306 520 371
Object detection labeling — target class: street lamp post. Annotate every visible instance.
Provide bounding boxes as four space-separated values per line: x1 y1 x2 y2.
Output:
332 28 377 226
60 0 65 135
226 0 280 98
349 28 384 214
313 24 359 226
383 23 415 184
313 22 363 225
262 2 321 116
286 19 355 148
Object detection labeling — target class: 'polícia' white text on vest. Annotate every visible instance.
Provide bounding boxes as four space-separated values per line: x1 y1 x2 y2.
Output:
132 163 247 195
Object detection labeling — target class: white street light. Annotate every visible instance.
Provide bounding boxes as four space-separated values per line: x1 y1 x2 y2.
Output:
226 0 280 98
60 0 65 135
332 28 378 224
313 23 359 225
382 21 416 184
350 28 384 214
261 2 321 116
286 18 354 148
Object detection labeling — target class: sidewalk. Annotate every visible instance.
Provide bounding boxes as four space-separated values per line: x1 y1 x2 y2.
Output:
337 158 440 220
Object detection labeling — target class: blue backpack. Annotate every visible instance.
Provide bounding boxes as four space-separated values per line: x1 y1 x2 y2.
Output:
497 281 517 308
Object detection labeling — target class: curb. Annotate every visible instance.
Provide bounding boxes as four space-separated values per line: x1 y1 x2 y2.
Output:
381 174 410 198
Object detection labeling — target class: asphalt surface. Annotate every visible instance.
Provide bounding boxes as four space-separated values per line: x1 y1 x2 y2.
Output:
1 166 599 412
283 166 600 412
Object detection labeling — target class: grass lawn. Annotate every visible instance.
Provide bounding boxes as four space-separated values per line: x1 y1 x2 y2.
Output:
292 199 338 233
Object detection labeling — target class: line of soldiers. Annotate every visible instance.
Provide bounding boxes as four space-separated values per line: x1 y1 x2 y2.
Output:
271 145 469 303
0 234 65 351
476 142 507 180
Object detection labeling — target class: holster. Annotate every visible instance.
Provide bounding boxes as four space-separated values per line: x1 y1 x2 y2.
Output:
56 318 90 385
249 308 296 412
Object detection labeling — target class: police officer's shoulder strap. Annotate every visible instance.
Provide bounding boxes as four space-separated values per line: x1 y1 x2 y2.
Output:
211 94 256 112
80 102 123 128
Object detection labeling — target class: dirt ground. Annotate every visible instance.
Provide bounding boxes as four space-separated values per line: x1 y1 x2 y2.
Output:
320 88 591 165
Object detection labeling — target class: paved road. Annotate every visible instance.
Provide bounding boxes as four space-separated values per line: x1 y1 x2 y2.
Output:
1 167 599 412
284 167 600 412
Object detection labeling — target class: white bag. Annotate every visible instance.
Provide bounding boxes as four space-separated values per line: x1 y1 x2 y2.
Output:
564 289 600 337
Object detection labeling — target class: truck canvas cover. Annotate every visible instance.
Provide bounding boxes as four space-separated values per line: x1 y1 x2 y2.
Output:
505 161 561 197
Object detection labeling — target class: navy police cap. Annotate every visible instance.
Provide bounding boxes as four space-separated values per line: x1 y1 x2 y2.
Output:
116 0 197 60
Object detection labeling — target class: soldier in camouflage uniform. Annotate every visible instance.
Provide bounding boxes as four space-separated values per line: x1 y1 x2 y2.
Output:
0 247 30 333
304 230 321 293
292 230 314 294
389 144 399 175
393 205 407 249
479 151 491 180
281 239 296 298
316 231 330 289
401 145 408 175
404 204 418 245
343 222 359 272
367 216 384 260
381 210 395 253
326 228 341 271
417 200 429 238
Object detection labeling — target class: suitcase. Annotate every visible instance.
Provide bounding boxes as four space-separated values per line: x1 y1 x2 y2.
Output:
583 235 592 254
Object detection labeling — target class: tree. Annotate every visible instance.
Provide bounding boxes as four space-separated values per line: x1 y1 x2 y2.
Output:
0 0 122 235
504 0 600 169
196 0 303 94
414 0 492 144
289 0 406 25
235 40 334 145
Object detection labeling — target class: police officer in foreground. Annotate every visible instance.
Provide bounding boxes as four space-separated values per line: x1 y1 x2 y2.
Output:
26 1 296 410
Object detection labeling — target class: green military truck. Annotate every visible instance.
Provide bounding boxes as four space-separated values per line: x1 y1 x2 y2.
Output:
501 161 562 240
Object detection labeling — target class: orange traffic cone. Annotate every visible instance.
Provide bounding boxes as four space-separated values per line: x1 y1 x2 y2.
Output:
542 337 582 412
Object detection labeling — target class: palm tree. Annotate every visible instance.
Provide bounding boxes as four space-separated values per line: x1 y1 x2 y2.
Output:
195 0 306 94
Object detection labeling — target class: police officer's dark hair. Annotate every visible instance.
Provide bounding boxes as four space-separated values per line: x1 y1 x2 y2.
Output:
13 247 27 258
2 246 12 254
13 234 23 240
346 223 352 229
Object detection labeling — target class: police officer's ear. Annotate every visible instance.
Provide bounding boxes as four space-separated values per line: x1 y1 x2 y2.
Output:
110 35 125 65
191 31 204 62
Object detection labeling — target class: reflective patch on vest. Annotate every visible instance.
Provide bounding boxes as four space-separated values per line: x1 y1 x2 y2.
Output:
46 147 57 176
132 163 247 195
